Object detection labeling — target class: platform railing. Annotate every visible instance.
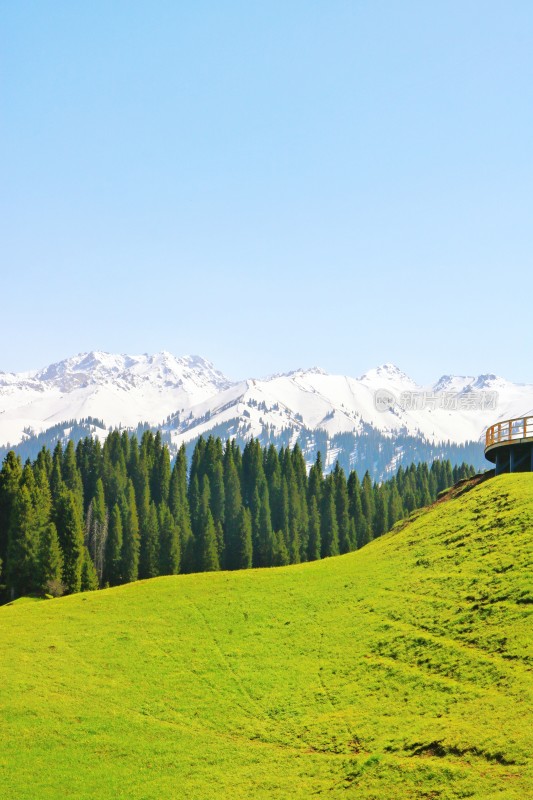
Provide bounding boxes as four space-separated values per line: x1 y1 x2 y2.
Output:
485 416 533 449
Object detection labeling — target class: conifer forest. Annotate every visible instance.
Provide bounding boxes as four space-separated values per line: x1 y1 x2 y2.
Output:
0 431 476 602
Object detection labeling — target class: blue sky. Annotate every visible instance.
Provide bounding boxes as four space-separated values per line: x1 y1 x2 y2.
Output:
2 1 532 383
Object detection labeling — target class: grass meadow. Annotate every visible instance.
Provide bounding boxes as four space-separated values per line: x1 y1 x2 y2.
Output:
1 473 532 799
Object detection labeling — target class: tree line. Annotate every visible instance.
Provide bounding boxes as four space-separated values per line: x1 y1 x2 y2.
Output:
0 431 476 601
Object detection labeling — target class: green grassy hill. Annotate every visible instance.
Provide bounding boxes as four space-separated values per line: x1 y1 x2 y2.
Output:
1 474 532 799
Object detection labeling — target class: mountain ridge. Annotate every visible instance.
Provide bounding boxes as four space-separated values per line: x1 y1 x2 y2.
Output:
1 350 532 478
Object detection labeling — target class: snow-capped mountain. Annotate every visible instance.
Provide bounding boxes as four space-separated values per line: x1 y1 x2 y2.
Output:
1 352 532 478
0 351 231 447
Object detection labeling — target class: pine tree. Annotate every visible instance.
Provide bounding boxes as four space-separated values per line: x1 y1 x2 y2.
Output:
32 462 52 533
151 444 171 506
62 440 84 516
388 482 403 528
7 484 39 597
121 480 140 583
373 486 389 537
361 471 375 537
273 531 290 566
80 546 99 591
188 473 201 537
284 457 302 564
103 432 128 509
403 487 416 514
178 504 195 574
188 438 205 505
223 453 243 569
54 488 84 594
307 496 321 561
235 506 253 570
320 477 339 558
277 478 290 551
159 504 180 575
308 451 324 507
85 478 107 583
49 442 64 502
209 460 225 528
168 461 182 521
196 483 220 572
38 521 64 596
77 437 102 514
334 462 352 553
347 471 367 548
104 504 123 586
140 501 160 579
256 482 275 567
0 451 23 590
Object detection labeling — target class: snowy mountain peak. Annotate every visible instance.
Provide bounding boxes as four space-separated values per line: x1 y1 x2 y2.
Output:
359 363 415 386
1 352 532 471
432 374 476 393
471 373 507 390
265 366 328 380
28 351 233 394
432 373 508 393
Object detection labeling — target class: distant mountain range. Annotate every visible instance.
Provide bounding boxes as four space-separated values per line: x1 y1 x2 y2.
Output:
1 351 532 479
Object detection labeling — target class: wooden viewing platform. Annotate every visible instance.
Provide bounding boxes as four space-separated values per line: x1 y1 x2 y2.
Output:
485 416 533 474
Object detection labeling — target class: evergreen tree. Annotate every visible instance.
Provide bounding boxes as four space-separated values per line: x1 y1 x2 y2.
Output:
178 504 195 574
140 501 160 579
196 483 220 572
151 444 171 506
273 530 290 566
223 453 243 569
235 506 253 570
320 477 339 558
121 480 140 583
256 482 275 567
215 519 225 564
62 440 84 515
307 496 321 561
159 504 180 575
38 521 64 596
80 546 99 591
0 451 23 589
77 437 102 514
169 445 195 573
277 478 290 549
388 482 404 528
334 462 352 553
373 486 389 537
7 484 39 597
32 462 52 533
284 456 302 564
308 451 324 507
361 471 375 537
54 488 84 594
0 433 481 598
209 460 225 528
347 470 367 549
49 442 64 502
104 503 123 586
169 444 189 512
188 473 201 537
403 487 416 514
85 477 107 583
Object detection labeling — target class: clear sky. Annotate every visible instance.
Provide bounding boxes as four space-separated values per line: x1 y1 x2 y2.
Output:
2 1 532 383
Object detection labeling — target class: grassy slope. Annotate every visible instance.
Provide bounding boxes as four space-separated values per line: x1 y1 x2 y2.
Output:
0 474 531 800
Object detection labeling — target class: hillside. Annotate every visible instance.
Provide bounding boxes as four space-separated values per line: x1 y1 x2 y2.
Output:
3 350 532 476
0 474 531 799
